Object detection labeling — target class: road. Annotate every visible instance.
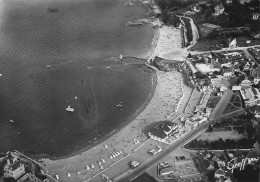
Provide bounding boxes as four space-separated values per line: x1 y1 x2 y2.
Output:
117 89 245 182
190 44 260 55
117 118 215 182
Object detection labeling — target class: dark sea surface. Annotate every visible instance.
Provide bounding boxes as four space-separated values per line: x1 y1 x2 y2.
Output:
0 0 156 157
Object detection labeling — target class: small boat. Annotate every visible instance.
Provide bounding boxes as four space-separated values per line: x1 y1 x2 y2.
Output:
10 120 14 123
119 54 123 60
66 105 74 112
47 8 58 13
17 132 21 135
74 96 78 99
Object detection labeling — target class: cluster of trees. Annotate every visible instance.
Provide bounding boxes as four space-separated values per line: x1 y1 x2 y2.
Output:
213 115 253 127
155 0 260 33
195 0 260 28
225 0 259 27
154 0 192 25
185 137 256 150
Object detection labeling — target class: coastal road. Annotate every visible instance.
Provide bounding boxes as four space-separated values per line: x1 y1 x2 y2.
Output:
117 89 244 182
116 118 217 182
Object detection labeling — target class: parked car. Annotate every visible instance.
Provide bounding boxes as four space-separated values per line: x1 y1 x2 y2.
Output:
148 146 162 155
130 161 140 169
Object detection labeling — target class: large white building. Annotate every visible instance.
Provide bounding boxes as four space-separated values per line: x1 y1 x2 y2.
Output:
148 121 178 144
4 154 25 180
240 87 260 107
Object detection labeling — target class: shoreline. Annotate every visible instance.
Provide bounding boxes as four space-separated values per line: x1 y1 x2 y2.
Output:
45 6 162 160
40 3 188 181
41 71 184 182
47 67 158 161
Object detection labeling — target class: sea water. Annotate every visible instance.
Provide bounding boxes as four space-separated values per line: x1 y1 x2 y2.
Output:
0 0 156 157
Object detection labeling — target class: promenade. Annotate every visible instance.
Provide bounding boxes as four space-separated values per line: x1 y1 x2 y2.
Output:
116 86 238 181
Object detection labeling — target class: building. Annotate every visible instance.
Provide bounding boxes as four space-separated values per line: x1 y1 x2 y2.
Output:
229 38 237 49
3 152 46 182
225 0 232 4
185 119 198 129
214 4 225 16
220 85 227 92
223 51 243 60
195 63 220 74
251 68 260 84
233 64 240 72
4 156 26 180
148 121 178 143
221 67 233 78
243 62 251 71
191 5 201 13
232 85 241 91
160 167 174 175
240 79 252 88
214 168 226 181
186 59 198 75
252 13 260 20
240 87 260 107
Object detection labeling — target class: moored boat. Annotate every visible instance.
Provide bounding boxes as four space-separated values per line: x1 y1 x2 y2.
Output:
66 105 74 112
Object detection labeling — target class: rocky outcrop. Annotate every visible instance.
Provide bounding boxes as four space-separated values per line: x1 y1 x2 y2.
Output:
152 56 181 72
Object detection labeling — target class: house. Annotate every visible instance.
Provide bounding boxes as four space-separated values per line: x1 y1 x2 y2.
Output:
221 67 233 78
225 0 232 4
185 119 198 129
223 51 243 60
4 154 26 180
252 13 260 20
251 68 260 84
148 121 178 143
220 62 232 68
214 168 226 180
207 163 214 170
240 87 260 106
214 4 225 16
232 85 241 91
191 5 202 13
233 64 240 72
243 62 251 71
220 85 227 92
229 38 237 49
240 79 252 88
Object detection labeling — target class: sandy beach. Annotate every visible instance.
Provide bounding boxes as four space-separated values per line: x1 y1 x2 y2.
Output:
149 25 188 61
41 18 187 182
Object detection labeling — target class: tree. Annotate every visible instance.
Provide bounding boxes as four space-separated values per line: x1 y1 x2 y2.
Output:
204 140 212 149
4 178 15 182
169 6 180 12
204 9 213 22
156 0 167 11
208 125 213 132
245 123 254 139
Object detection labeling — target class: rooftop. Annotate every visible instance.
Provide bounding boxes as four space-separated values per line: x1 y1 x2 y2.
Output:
149 121 177 139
